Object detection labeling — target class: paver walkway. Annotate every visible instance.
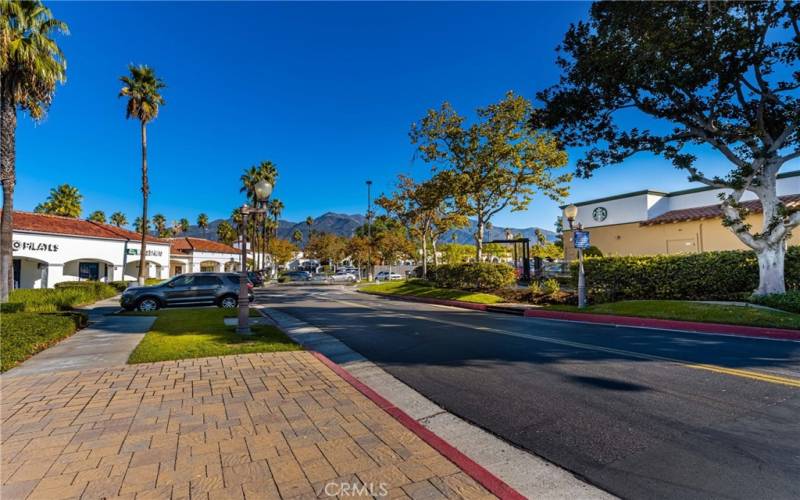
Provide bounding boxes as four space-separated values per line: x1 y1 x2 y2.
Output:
0 351 493 499
4 298 155 378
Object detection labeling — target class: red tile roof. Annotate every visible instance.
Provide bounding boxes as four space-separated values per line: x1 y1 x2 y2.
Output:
5 211 169 243
169 237 239 255
641 194 800 226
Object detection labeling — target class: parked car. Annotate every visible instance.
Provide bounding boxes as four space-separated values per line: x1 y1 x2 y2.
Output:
309 273 330 282
375 271 403 281
330 271 357 283
120 272 253 312
248 271 264 287
281 271 311 282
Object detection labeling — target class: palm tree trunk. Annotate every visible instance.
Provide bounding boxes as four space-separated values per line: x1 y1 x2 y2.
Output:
137 122 149 286
1 87 17 300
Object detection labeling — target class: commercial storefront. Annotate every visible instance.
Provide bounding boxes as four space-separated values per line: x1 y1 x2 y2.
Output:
562 170 800 260
9 211 170 289
168 237 240 276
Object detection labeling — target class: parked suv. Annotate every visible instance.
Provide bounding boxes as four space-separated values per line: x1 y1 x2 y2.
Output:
120 272 254 312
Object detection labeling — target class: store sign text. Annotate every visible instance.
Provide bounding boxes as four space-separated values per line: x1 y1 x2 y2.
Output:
126 248 163 257
12 240 59 252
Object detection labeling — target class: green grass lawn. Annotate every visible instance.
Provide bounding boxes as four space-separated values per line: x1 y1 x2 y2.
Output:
546 300 800 330
127 308 300 364
359 280 504 304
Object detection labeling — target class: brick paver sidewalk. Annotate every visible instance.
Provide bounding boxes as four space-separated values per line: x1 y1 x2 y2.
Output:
1 352 493 499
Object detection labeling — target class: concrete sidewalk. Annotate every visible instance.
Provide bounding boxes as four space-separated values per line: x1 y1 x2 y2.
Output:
1 351 494 499
3 298 156 378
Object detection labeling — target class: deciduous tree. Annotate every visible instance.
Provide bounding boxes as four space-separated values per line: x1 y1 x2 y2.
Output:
412 91 570 261
533 1 800 295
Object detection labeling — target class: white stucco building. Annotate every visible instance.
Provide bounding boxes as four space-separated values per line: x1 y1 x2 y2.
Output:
168 237 240 276
9 211 171 289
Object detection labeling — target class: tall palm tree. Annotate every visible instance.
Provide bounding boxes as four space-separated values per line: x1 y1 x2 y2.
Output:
151 213 167 237
179 217 189 234
291 229 303 246
110 211 127 227
1 0 68 300
88 210 106 223
197 213 209 237
119 64 166 285
217 220 236 246
33 184 82 217
239 161 278 270
305 216 314 238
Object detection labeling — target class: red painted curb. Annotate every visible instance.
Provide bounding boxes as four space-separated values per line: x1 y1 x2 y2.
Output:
310 351 525 500
364 292 488 311
523 309 800 340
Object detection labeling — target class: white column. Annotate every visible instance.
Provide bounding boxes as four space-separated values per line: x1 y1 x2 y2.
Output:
46 264 64 289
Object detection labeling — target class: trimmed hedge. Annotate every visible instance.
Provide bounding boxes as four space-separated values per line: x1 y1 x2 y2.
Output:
571 246 799 302
428 263 516 291
8 282 118 313
750 290 800 314
0 312 85 372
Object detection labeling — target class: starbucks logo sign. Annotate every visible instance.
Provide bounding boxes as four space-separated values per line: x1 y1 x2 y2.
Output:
592 207 608 222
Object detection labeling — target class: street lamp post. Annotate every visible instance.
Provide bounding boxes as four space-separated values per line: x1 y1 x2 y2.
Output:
238 179 272 335
563 204 587 309
366 180 373 282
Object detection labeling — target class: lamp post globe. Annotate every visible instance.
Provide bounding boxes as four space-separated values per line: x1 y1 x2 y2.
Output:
254 180 273 201
563 204 578 223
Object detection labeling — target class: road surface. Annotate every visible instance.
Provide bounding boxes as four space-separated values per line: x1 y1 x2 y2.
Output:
258 285 800 499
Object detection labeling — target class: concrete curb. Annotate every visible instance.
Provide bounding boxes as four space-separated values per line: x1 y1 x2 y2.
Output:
310 351 525 500
360 291 800 341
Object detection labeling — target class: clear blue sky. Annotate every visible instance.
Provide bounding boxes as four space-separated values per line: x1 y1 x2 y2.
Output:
14 1 798 230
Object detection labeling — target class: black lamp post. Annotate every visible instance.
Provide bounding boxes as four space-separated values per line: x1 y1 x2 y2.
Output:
563 204 587 309
237 179 272 335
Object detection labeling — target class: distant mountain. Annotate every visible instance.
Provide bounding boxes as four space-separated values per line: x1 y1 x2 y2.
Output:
182 212 554 244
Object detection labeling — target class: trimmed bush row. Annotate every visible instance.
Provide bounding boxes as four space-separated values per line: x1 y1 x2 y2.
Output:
571 246 799 302
5 281 118 313
426 263 516 291
0 312 87 372
750 290 800 314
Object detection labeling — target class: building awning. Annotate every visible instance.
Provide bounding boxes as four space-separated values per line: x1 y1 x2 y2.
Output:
640 194 800 226
5 211 169 243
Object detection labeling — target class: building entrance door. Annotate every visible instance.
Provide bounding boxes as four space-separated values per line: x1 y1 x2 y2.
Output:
79 262 99 281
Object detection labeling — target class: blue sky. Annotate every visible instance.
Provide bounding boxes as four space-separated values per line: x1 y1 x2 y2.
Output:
15 1 798 230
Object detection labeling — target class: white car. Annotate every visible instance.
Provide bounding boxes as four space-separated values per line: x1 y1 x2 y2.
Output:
375 271 403 281
330 271 357 283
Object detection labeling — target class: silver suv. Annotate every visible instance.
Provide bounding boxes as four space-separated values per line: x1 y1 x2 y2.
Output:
120 272 254 312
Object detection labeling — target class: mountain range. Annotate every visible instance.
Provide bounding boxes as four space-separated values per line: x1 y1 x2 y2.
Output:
183 212 556 244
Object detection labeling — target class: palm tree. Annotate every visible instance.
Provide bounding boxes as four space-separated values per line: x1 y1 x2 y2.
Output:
305 216 314 241
88 210 106 223
133 216 150 234
110 211 127 227
292 229 303 246
119 64 166 285
197 213 209 237
217 220 236 246
179 217 189 234
1 0 68 300
239 161 278 270
151 213 167 237
34 184 82 217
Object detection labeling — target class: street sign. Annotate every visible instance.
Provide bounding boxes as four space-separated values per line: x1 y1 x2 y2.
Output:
574 230 590 249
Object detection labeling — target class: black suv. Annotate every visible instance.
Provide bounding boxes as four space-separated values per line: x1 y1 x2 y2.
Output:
120 272 254 312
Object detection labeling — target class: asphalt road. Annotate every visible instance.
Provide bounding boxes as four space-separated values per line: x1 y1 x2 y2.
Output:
258 285 800 500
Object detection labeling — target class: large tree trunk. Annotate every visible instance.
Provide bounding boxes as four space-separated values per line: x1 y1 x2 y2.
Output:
432 238 439 266
137 122 149 286
1 86 18 300
475 219 485 262
755 243 786 295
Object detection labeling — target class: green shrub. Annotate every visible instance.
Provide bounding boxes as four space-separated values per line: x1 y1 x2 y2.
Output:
0 312 80 372
571 246 799 302
428 263 515 291
9 283 117 313
277 276 289 283
0 302 25 313
750 291 800 314
108 280 133 292
541 278 560 295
